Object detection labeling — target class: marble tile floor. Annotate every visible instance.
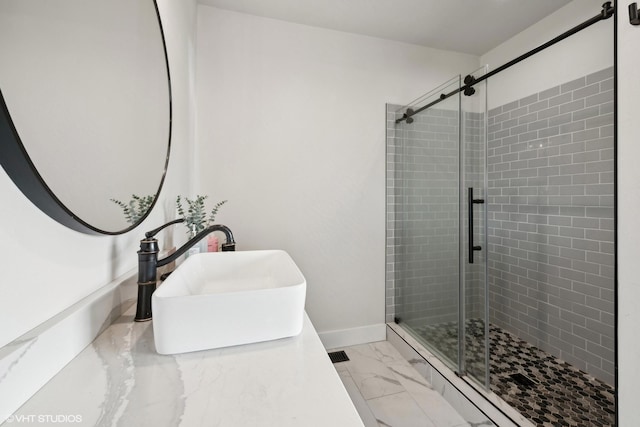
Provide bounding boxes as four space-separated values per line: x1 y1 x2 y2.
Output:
329 341 472 427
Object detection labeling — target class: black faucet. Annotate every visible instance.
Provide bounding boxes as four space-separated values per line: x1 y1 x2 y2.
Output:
135 218 236 322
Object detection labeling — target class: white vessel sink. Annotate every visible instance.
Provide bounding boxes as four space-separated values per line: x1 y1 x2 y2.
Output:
152 250 306 355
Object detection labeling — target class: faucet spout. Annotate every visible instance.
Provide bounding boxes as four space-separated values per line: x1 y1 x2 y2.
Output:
157 224 235 267
135 222 236 322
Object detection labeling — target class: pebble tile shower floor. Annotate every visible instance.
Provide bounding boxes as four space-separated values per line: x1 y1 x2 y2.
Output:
412 319 615 426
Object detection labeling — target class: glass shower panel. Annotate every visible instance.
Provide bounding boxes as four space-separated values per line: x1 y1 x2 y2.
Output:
393 76 462 371
460 66 489 387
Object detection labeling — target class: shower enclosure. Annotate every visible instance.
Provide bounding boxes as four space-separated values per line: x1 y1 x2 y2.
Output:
386 64 615 425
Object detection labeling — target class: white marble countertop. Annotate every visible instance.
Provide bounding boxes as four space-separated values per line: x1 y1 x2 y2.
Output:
7 307 364 427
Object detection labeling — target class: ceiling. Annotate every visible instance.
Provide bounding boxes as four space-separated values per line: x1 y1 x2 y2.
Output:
198 0 573 56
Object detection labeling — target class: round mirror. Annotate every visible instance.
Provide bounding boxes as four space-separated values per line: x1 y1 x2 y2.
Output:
0 0 171 234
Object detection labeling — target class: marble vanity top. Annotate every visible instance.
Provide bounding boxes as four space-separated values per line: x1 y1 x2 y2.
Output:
7 307 363 426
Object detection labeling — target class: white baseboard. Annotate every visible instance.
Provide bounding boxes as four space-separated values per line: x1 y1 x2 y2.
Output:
318 323 387 349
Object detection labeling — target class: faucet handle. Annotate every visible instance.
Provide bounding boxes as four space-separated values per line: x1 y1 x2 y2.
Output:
145 218 185 238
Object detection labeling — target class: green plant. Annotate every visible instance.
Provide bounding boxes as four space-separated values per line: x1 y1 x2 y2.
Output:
176 195 227 235
110 194 155 224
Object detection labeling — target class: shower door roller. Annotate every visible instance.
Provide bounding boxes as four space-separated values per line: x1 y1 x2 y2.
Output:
468 187 485 264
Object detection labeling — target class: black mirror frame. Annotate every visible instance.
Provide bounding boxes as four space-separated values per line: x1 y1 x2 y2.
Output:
0 0 172 235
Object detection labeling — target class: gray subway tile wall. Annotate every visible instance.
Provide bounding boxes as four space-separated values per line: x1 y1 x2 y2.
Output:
487 67 614 385
386 104 461 327
463 110 487 322
386 104 486 328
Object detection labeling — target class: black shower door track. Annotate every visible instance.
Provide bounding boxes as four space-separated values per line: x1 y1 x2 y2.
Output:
395 1 615 123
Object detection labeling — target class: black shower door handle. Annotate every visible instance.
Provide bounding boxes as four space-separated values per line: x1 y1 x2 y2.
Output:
468 187 484 264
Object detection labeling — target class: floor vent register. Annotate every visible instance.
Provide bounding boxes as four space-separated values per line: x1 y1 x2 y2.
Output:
328 350 350 363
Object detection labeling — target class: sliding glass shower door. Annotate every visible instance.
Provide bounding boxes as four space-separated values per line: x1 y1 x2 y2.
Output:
392 68 489 387
461 66 489 386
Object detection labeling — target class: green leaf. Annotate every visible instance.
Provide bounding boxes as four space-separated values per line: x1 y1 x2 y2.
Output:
175 195 227 235
110 194 155 224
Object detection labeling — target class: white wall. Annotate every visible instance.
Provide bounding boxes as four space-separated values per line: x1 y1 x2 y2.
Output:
480 0 613 108
617 5 640 424
195 6 479 343
0 0 197 349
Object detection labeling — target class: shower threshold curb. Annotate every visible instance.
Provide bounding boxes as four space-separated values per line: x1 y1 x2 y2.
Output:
386 322 534 427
